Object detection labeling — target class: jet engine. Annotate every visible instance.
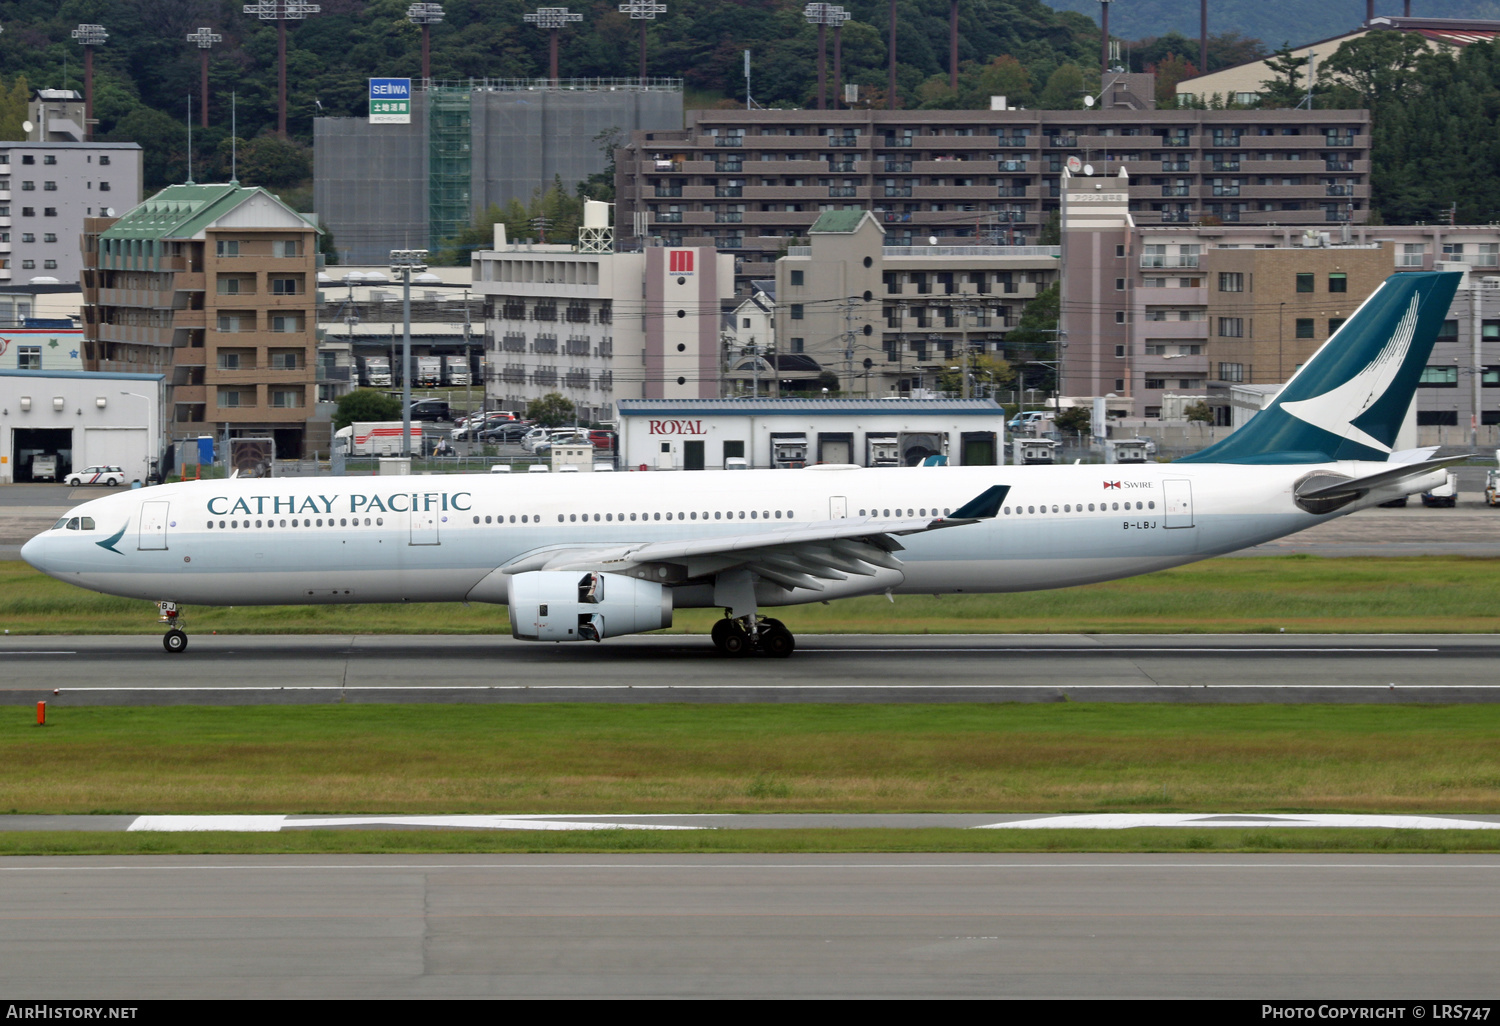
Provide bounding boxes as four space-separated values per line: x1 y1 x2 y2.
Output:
508 571 673 642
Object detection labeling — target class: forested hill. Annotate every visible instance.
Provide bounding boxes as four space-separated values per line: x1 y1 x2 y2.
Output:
1041 0 1500 52
0 0 1099 146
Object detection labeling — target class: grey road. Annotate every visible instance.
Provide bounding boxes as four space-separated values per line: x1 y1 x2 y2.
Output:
4 634 1500 704
1 854 1495 999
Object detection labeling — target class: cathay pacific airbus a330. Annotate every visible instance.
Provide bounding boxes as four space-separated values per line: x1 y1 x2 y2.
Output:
23 271 1464 657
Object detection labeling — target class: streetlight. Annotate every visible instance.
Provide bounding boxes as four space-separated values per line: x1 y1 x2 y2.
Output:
390 249 429 458
70 24 107 141
406 3 444 84
120 391 156 484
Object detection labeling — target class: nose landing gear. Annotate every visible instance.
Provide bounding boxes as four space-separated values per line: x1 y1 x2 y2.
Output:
710 611 795 658
158 602 188 653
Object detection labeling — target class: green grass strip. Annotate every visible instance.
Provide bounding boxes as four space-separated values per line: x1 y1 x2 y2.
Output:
4 555 1499 634
2 828 1497 857
7 703 1500 815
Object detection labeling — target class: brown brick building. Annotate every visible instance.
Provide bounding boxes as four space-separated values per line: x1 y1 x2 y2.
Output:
81 183 323 457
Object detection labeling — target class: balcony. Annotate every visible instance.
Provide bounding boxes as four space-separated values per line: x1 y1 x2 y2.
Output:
713 136 745 147
1211 161 1241 172
1048 136 1077 148
997 159 1028 172
1161 160 1191 172
1161 186 1190 197
1325 210 1352 222
828 186 858 198
996 211 1027 222
993 136 1029 148
1209 136 1243 148
1325 184 1354 196
714 186 743 197
826 161 856 172
714 212 744 223
883 137 914 148
1160 136 1193 147
1140 255 1200 268
654 186 683 197
997 186 1028 197
1212 186 1241 197
1324 136 1356 147
882 161 912 173
654 211 683 222
714 161 743 173
883 186 913 197
1325 159 1354 171
826 136 860 147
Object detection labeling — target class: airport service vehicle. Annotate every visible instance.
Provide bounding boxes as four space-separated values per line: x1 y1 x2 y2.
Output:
335 422 425 456
356 356 392 388
31 455 58 482
1421 470 1459 508
416 356 443 388
23 273 1469 658
1485 452 1500 508
1008 410 1053 434
65 465 125 487
442 356 471 387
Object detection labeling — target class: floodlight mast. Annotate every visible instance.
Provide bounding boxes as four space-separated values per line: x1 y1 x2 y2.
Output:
827 6 850 109
243 2 321 138
70 24 107 141
525 8 583 84
406 3 445 84
390 249 429 458
618 1 666 86
186 27 223 128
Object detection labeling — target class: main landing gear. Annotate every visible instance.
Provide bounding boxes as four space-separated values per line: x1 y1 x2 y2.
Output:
711 612 795 658
158 601 188 654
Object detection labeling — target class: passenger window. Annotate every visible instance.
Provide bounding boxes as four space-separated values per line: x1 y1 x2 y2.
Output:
377 518 384 526
775 511 782 519
1148 501 1155 509
1027 506 1035 514
207 521 215 529
714 511 722 520
1002 507 1010 515
654 512 661 521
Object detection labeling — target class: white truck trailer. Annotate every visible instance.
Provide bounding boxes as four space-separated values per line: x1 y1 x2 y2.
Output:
335 421 425 456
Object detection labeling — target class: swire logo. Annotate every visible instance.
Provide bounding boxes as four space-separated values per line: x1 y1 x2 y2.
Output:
1103 481 1121 489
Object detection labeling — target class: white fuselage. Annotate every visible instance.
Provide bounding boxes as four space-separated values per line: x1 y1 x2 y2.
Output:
23 462 1363 609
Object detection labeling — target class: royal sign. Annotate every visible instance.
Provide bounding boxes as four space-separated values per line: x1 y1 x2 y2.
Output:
648 420 706 436
369 78 412 124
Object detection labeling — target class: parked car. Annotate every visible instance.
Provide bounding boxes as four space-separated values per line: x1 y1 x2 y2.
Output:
66 465 127 487
406 399 451 423
479 421 534 444
588 429 616 451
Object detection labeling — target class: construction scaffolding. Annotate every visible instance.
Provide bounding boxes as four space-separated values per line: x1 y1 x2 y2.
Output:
428 86 472 255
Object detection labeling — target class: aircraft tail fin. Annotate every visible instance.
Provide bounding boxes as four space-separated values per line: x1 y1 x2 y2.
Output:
1177 271 1461 464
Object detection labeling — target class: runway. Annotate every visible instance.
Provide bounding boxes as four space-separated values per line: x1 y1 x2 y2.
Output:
1 854 1496 998
6 633 1500 704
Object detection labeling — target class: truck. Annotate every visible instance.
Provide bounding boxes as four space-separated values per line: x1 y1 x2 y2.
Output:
416 356 442 387
334 421 424 457
442 355 471 386
357 355 392 388
1421 470 1459 508
30 454 57 482
1487 451 1500 507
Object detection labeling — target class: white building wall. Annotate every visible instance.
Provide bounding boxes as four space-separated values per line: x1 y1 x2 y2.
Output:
0 370 162 483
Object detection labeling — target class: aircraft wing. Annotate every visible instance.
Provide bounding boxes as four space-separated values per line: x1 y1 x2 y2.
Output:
495 485 1008 592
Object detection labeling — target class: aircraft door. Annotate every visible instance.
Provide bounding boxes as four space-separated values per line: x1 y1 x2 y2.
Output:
410 509 440 545
138 501 169 550
1163 479 1194 528
830 496 847 519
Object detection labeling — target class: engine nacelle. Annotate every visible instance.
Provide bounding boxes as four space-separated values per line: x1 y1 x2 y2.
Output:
508 571 673 642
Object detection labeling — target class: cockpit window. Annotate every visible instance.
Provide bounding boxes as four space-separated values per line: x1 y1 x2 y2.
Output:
79 517 94 531
66 518 80 530
53 517 69 530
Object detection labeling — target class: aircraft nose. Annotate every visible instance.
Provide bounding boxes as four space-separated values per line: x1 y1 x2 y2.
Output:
20 530 46 571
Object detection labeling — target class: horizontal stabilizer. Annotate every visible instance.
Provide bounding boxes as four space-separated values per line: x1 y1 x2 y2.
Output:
1295 455 1467 513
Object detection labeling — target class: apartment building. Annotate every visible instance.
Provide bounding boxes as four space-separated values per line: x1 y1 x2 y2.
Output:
775 210 1059 397
1056 174 1500 425
80 183 323 458
0 140 142 285
616 96 1370 295
472 224 733 420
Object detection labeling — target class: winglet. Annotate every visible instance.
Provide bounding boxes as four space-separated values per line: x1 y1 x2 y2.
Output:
946 485 1009 521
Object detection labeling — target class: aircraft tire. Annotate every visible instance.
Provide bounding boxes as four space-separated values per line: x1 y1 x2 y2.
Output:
163 629 188 654
710 618 738 653
718 626 752 657
761 625 795 658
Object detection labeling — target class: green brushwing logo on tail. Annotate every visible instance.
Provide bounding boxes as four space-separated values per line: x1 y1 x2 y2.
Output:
1178 271 1461 465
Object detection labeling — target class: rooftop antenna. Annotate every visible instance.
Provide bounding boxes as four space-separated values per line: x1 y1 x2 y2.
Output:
230 92 239 184
186 94 194 184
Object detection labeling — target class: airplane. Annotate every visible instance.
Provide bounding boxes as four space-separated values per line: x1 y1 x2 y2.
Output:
22 270 1465 657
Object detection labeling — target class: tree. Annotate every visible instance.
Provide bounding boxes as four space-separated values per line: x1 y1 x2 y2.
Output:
1054 405 1090 436
238 136 312 189
1036 63 1087 110
527 392 576 427
1184 400 1214 423
0 75 29 142
333 389 401 430
1259 42 1311 109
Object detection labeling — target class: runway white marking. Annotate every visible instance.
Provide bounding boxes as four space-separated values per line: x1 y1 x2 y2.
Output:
980 814 1500 830
5 862 1500 873
0 651 77 656
42 682 1499 692
127 814 701 833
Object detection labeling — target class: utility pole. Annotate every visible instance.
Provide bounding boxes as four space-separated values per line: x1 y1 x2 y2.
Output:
70 24 107 142
185 27 222 128
406 4 445 84
243 2 322 138
619 1 666 86
1199 0 1208 79
949 0 959 91
1099 0 1112 75
525 7 583 84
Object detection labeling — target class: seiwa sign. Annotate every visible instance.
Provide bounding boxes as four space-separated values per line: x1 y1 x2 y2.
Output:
369 78 411 125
